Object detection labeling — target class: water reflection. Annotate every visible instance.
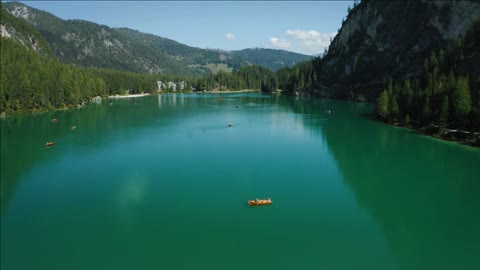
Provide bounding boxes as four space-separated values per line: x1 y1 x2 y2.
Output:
310 101 480 270
2 93 480 270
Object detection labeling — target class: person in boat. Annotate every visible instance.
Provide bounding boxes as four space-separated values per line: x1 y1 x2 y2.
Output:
255 198 259 203
267 198 271 201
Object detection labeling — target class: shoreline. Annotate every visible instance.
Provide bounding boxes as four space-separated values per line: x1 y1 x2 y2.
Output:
108 93 152 98
384 121 480 148
198 89 258 94
416 125 480 148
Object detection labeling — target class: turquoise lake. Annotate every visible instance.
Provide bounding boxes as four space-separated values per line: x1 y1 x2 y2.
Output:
1 93 480 270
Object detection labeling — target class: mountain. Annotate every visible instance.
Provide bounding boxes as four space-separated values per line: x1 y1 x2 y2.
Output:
0 2 290 115
0 1 51 56
229 48 312 71
1 1 170 115
316 0 480 100
4 2 312 75
4 2 200 75
113 28 310 71
305 0 480 144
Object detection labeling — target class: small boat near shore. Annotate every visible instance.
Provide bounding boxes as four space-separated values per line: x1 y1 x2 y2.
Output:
45 142 56 147
248 198 272 206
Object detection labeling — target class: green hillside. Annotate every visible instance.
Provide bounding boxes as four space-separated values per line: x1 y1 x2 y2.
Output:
5 2 311 75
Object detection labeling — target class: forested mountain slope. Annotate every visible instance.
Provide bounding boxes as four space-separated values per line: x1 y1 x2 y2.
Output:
5 2 311 75
318 0 480 100
0 1 51 56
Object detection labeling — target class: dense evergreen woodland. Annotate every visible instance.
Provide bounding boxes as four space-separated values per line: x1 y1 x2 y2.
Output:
375 20 480 132
3 2 310 76
193 65 277 92
0 2 289 114
0 4 155 113
0 34 286 114
0 37 195 113
195 59 319 94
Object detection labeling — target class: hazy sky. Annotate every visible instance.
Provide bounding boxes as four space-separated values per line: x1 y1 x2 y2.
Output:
20 1 354 55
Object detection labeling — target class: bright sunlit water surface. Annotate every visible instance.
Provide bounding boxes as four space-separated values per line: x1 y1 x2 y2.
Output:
2 93 480 270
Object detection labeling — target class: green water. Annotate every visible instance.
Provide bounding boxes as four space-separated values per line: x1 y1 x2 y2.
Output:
1 93 480 270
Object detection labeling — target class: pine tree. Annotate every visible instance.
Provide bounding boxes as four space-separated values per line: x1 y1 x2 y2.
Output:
439 96 450 126
0 59 7 112
452 76 471 123
390 96 400 120
376 90 390 119
405 114 411 125
387 79 393 97
446 70 456 93
403 79 413 114
422 96 432 124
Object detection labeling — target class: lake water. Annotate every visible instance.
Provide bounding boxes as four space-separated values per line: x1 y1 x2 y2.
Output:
2 93 480 270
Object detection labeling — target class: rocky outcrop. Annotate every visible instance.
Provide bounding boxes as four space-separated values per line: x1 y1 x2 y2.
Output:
319 0 480 100
7 3 34 21
1 3 51 56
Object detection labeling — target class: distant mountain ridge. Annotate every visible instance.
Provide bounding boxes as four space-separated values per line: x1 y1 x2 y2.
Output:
4 2 312 75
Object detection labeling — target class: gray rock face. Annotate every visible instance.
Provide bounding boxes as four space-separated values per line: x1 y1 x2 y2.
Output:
319 0 480 100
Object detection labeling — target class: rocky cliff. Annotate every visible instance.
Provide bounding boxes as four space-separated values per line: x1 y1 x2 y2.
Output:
0 2 51 56
318 0 480 100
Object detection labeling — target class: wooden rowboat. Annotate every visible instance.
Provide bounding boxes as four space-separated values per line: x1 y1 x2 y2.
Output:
248 198 272 206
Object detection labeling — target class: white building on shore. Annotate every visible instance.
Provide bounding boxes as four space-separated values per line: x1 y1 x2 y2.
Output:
157 81 166 91
157 81 187 91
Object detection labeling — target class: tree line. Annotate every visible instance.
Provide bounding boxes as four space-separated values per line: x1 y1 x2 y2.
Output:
0 37 196 113
1 33 290 114
192 65 275 91
192 60 319 94
1 1 317 114
375 20 480 131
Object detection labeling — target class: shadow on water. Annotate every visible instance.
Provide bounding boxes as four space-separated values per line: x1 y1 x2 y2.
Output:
290 99 480 270
2 93 480 270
